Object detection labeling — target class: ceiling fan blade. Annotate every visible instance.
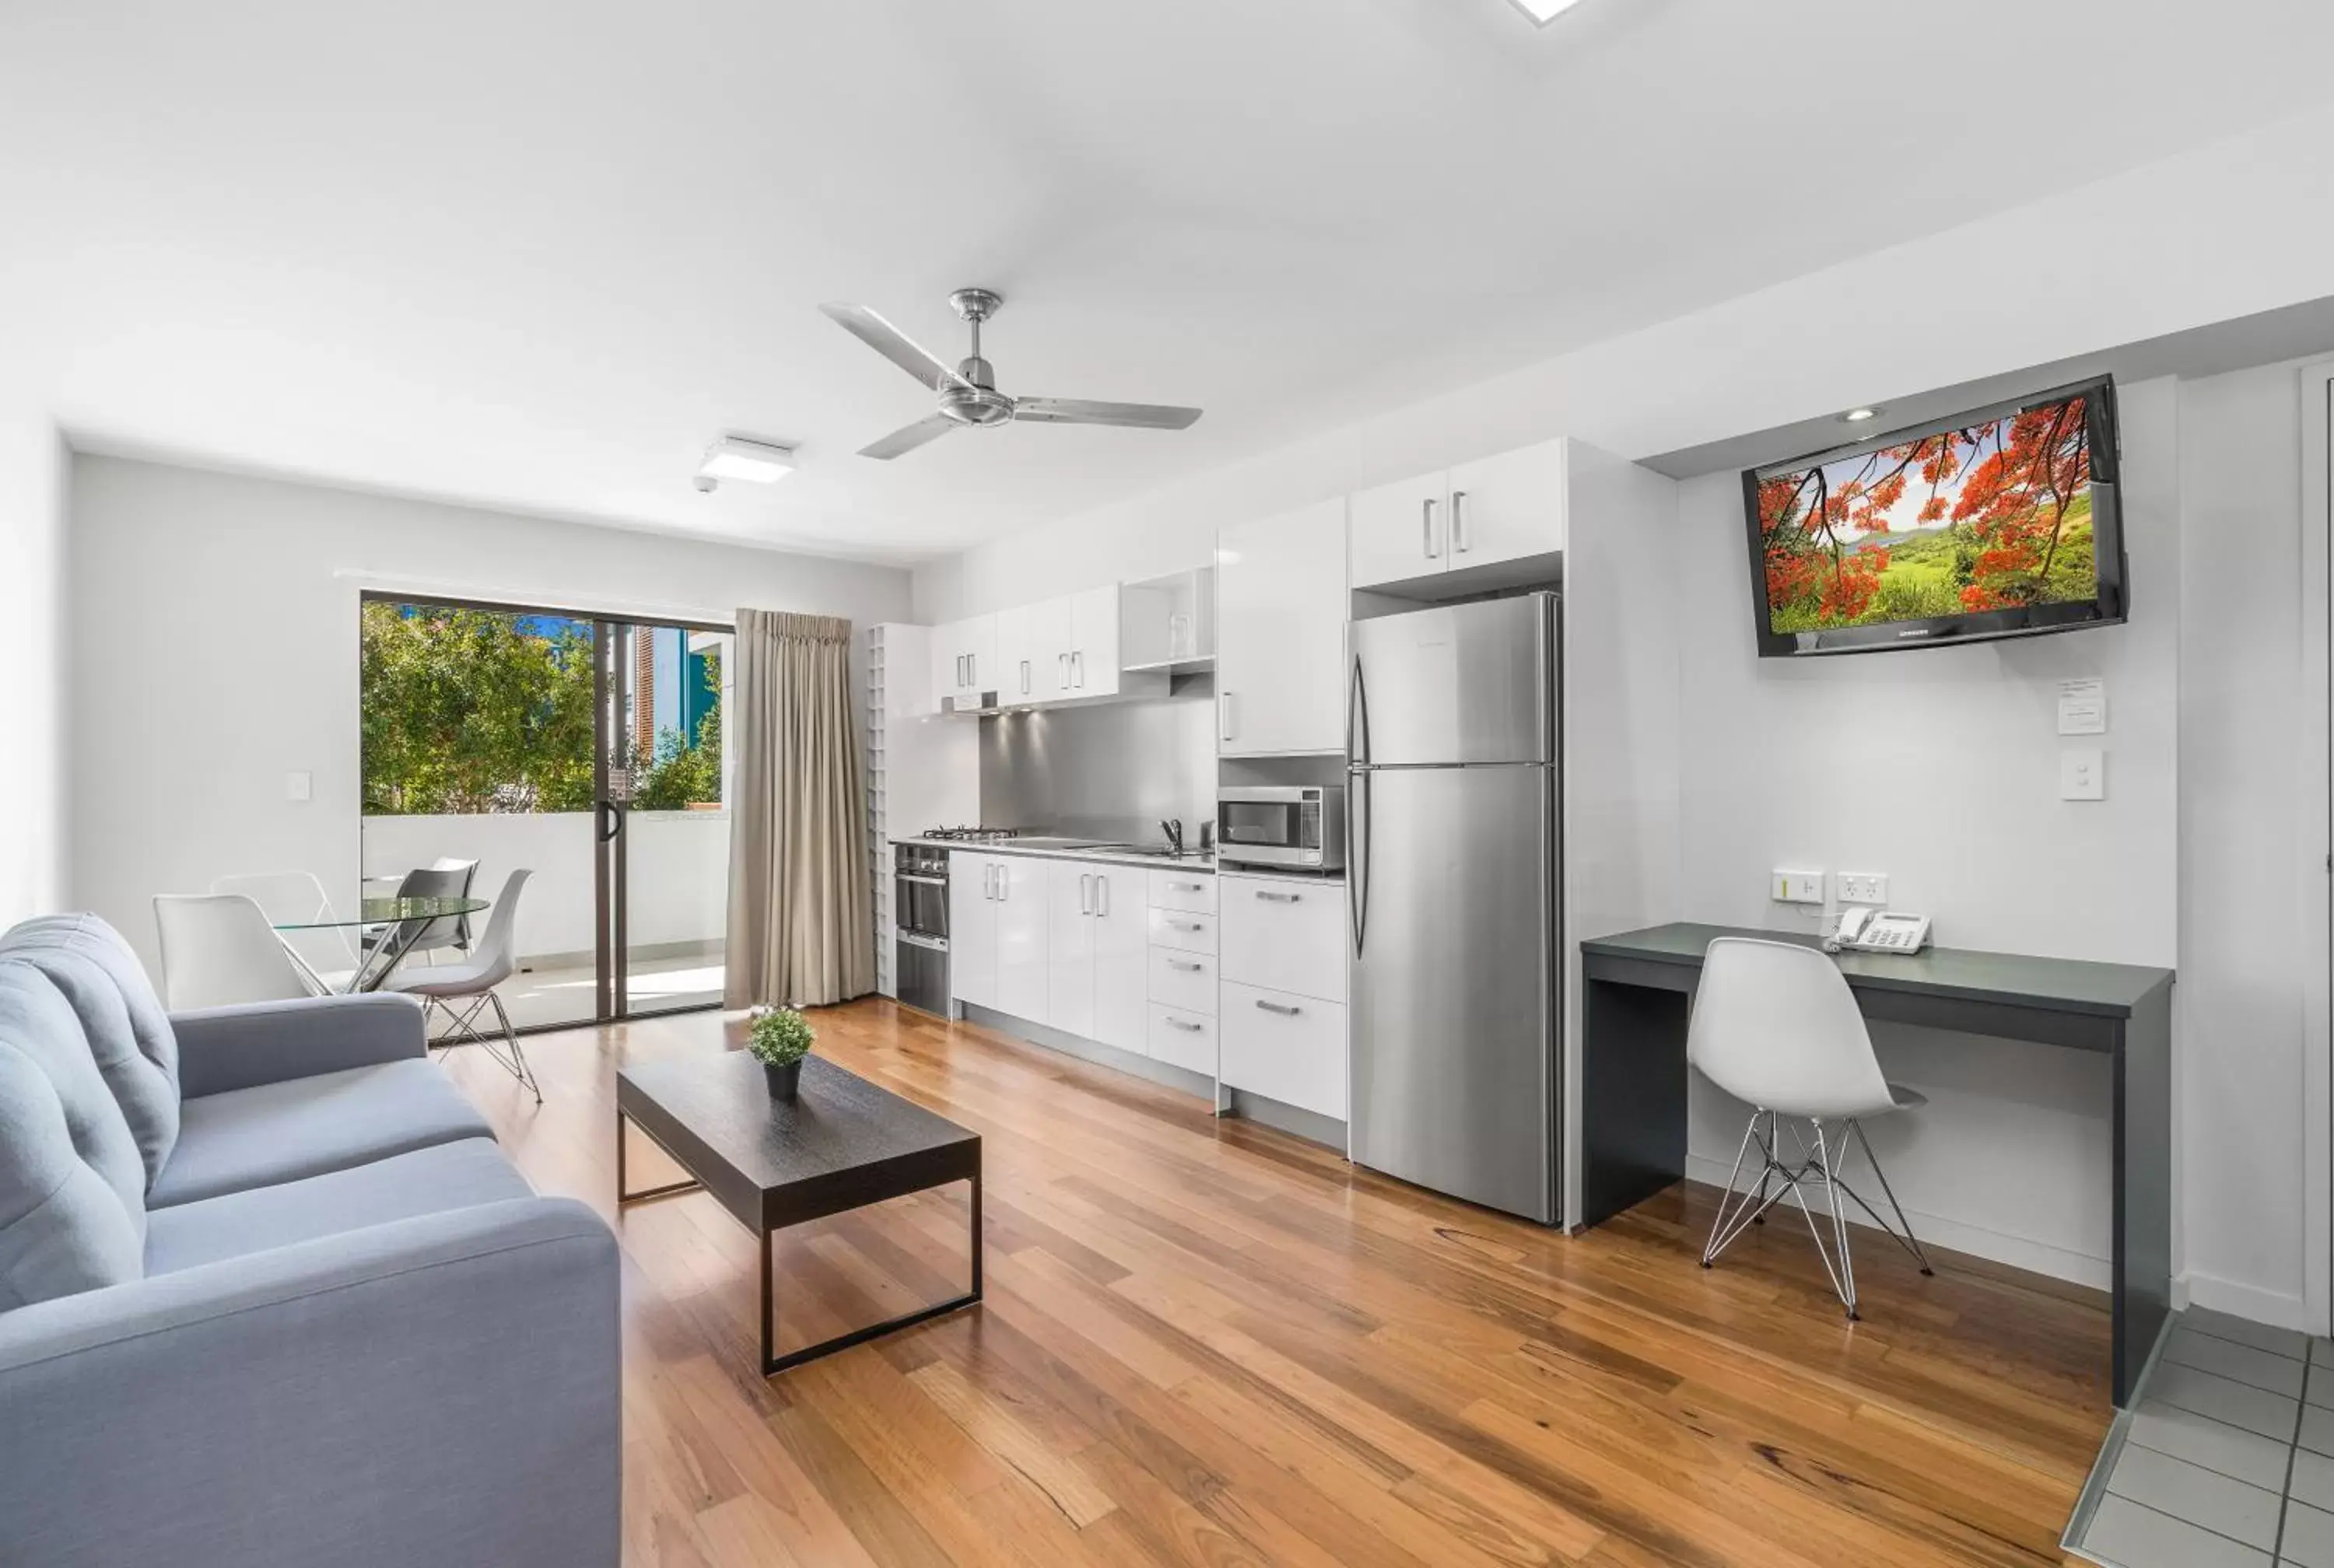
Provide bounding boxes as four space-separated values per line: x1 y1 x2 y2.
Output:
858 413 962 460
819 303 972 392
1013 397 1204 430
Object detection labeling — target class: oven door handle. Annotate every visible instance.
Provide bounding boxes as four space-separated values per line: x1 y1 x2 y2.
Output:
895 873 947 887
895 931 949 952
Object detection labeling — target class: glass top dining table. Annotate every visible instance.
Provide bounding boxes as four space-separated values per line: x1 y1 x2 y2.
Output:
270 895 491 992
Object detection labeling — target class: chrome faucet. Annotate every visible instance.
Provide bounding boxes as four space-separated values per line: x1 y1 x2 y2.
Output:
1159 818 1184 856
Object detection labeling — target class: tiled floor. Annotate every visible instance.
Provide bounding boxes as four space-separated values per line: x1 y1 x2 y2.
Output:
2073 1306 2334 1567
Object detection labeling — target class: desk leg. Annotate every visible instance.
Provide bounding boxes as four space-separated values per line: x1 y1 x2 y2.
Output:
1580 977 1691 1228
2115 989 2175 1408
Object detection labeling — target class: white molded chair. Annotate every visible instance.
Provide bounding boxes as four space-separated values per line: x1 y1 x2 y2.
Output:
209 870 358 992
386 869 538 1103
1686 936 1932 1318
153 893 318 1010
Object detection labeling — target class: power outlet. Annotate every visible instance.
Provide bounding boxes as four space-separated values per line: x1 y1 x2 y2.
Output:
1836 872 1888 905
1772 869 1825 905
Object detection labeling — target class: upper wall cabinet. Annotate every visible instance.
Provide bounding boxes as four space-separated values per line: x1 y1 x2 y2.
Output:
994 599 1071 705
932 614 998 703
1349 438 1568 591
1217 499 1347 757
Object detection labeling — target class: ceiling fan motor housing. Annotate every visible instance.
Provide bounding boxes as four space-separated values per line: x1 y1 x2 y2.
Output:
939 355 1014 425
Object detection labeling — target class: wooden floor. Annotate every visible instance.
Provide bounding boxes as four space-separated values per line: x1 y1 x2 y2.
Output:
440 999 2112 1567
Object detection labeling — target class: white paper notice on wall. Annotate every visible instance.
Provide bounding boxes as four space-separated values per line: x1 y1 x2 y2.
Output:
2057 677 2107 736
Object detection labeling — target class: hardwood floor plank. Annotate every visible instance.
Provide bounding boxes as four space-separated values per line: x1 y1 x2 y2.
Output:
438 999 2110 1567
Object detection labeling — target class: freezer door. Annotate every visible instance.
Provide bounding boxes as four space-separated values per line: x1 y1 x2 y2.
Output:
1347 763 1557 1223
1348 593 1554 767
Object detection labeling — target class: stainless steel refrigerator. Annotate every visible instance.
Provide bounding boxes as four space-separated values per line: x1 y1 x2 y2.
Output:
1347 592 1559 1224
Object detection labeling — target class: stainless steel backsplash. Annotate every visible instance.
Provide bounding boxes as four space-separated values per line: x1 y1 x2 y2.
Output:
980 674 1215 846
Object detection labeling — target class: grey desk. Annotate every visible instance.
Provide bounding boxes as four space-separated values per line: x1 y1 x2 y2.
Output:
1579 922 2175 1406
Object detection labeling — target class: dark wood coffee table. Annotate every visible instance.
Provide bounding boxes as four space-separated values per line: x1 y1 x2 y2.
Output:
615 1051 981 1375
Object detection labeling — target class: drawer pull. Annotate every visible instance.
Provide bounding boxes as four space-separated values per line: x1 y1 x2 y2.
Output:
1254 891 1301 904
1167 959 1204 972
1169 920 1204 932
1169 880 1205 891
1254 999 1302 1017
1165 1018 1204 1032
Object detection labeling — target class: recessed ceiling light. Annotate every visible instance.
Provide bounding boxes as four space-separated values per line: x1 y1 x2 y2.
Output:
1842 407 1883 424
1508 0 1583 23
696 435 797 488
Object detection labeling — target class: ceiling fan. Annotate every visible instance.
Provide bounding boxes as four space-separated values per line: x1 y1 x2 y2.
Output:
819 288 1204 460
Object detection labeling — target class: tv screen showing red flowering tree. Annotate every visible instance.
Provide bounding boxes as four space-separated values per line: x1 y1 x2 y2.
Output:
1752 387 2110 645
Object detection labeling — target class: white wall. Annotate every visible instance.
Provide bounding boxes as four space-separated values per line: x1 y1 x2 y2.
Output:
2176 359 2315 1324
1670 376 2182 1288
68 456 912 971
0 408 66 926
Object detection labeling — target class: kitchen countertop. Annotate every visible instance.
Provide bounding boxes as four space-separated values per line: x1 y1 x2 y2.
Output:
890 835 1218 875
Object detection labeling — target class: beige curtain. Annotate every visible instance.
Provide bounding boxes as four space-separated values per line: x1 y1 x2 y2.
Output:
724 610 874 1007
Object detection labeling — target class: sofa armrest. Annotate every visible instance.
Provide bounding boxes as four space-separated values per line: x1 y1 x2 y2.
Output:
170 992 427 1097
0 1196 618 1568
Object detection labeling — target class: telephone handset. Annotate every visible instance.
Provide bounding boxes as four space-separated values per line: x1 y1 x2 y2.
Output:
1825 907 1933 955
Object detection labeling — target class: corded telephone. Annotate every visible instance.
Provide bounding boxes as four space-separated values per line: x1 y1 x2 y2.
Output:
1825 906 1933 955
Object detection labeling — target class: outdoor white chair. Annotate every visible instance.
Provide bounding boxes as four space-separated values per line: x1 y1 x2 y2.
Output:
1687 936 1933 1318
152 893 318 1011
386 869 538 1103
363 858 478 968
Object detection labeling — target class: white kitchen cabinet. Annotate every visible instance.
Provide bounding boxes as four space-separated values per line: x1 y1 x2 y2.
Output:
1088 866 1148 1055
1148 907 1217 955
1064 585 1123 699
948 853 998 1010
997 597 1072 705
1221 982 1347 1120
993 853 1050 1022
1046 861 1096 1037
931 614 999 702
1447 439 1568 572
1348 471 1449 593
1147 946 1216 1015
1348 439 1568 591
1216 499 1347 756
1148 1004 1218 1077
1219 874 1346 1004
1146 867 1217 915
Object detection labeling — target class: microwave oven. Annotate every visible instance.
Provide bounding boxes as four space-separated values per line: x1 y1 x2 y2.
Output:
1216 786 1345 870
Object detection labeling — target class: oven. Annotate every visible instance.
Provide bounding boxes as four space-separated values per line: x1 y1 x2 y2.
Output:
892 842 951 1016
1215 786 1345 871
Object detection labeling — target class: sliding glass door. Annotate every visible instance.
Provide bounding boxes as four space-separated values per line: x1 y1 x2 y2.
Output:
360 594 728 1032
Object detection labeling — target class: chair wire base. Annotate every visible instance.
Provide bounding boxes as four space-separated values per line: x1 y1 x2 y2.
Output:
1701 1108 1932 1318
425 989 541 1104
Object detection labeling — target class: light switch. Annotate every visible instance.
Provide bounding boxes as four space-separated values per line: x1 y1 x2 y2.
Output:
1772 869 1825 905
2059 749 2104 801
286 771 312 803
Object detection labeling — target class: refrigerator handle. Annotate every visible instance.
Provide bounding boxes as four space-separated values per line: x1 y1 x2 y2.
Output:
1346 653 1369 767
1348 768 1369 957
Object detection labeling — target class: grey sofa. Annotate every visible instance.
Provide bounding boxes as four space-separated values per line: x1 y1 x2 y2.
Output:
0 913 619 1568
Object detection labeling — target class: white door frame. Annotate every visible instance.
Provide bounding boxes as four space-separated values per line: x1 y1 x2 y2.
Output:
2301 356 2334 1336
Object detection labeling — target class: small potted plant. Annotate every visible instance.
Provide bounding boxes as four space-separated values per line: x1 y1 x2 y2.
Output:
748 1006 815 1101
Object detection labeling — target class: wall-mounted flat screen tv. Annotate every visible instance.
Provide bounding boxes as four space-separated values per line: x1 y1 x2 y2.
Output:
1743 376 2126 656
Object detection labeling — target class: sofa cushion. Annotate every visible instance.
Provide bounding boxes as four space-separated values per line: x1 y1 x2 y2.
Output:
0 966 147 1309
144 1138 533 1276
0 914 180 1189
149 1058 493 1209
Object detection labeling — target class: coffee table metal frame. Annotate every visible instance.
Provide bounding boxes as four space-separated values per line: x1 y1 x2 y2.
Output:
615 1068 982 1377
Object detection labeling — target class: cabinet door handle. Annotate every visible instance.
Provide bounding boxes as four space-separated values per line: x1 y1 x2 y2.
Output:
997 867 1008 901
1165 1017 1204 1032
1218 691 1235 742
1020 659 1029 695
1256 890 1300 904
1422 497 1439 559
1057 652 1068 688
1079 873 1092 915
1095 873 1109 915
1072 651 1085 688
1255 999 1302 1017
1452 488 1469 553
1167 958 1204 972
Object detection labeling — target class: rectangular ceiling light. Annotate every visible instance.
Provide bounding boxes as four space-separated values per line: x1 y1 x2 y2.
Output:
697 435 797 483
1508 0 1582 21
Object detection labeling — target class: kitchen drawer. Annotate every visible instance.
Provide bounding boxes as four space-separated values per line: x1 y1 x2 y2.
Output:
1147 868 1218 915
1147 907 1217 955
1220 875 1346 1003
1220 982 1346 1122
1148 1004 1217 1076
1147 945 1217 1015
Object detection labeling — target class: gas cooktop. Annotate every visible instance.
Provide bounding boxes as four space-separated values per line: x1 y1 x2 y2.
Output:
917 826 1025 842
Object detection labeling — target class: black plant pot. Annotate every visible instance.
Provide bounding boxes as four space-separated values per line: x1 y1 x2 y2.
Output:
763 1059 802 1101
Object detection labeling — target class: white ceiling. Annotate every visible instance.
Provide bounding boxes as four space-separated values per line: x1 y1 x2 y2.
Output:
4 0 2329 565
